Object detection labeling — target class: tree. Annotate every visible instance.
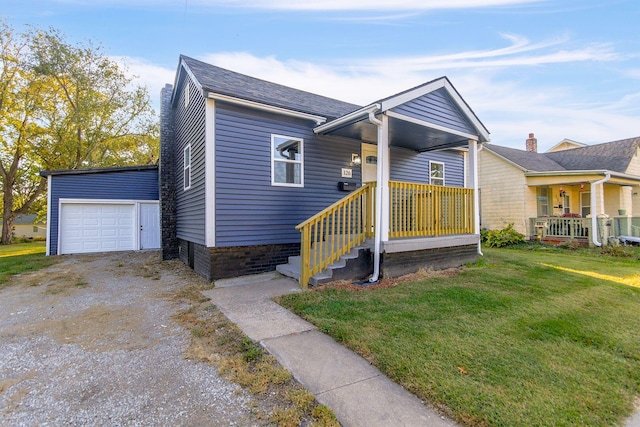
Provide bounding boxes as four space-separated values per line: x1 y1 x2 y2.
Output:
0 22 159 244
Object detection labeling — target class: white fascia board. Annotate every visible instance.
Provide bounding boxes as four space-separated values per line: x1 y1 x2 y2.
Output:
386 110 479 141
171 60 204 106
380 78 490 143
525 170 640 182
313 104 380 134
205 99 216 247
45 175 52 256
208 93 326 125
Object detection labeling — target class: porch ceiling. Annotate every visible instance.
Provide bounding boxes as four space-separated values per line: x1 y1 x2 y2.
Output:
322 115 472 152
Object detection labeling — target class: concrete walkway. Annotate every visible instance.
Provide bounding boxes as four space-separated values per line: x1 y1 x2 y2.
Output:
203 272 455 427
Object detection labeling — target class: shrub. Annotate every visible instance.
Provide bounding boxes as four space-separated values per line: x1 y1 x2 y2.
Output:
481 223 525 248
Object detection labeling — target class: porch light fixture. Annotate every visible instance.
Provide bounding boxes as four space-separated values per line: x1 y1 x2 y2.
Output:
351 153 361 166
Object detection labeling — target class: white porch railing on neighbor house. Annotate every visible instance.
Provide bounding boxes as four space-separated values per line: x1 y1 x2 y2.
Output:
530 217 590 240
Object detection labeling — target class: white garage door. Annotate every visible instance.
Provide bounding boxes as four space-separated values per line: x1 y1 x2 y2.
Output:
60 203 135 254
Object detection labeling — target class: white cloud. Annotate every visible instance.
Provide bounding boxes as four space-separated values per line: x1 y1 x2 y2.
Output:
110 56 176 108
201 35 636 150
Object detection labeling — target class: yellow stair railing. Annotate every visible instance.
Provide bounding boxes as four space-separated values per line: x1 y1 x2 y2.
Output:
389 181 474 238
296 182 376 288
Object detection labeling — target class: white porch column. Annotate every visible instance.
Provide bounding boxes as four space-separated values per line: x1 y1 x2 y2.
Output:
468 139 481 254
378 114 390 241
468 139 480 233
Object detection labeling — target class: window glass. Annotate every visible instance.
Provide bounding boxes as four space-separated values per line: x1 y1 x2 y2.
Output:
536 187 549 216
184 144 191 190
580 192 591 217
272 135 303 186
430 161 445 186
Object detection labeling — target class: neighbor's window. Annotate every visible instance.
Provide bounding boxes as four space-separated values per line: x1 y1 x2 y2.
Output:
536 187 549 216
183 144 191 190
429 161 445 186
272 135 303 187
580 192 591 217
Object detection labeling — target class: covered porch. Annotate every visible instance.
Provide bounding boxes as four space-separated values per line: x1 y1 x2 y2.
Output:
526 171 640 246
282 77 490 287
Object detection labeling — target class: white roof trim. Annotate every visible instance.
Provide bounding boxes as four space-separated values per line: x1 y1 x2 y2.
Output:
546 138 587 153
525 170 640 182
208 93 327 125
313 104 380 134
386 110 478 141
380 78 490 142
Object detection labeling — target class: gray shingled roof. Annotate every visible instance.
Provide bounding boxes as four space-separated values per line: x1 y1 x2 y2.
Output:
485 137 640 173
484 144 566 171
546 137 640 173
181 55 361 120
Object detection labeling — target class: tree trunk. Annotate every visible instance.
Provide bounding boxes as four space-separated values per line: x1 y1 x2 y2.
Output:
2 187 15 244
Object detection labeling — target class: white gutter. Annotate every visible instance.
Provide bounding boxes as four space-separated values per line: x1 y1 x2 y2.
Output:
314 104 381 135
367 109 383 283
207 93 327 126
591 172 611 247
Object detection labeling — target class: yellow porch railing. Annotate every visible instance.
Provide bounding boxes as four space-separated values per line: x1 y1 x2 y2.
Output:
295 182 376 288
389 181 474 238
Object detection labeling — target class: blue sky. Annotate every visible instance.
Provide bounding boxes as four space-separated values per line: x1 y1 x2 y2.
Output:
4 0 639 150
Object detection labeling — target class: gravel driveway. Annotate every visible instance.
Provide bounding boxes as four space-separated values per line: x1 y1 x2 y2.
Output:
0 251 266 426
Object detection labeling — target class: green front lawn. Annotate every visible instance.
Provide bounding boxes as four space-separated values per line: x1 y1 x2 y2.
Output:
277 246 640 426
0 241 55 286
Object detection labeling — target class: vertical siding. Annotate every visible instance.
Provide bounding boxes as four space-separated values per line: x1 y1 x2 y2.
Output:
391 88 475 135
48 168 159 255
215 102 361 246
390 146 465 187
174 76 207 244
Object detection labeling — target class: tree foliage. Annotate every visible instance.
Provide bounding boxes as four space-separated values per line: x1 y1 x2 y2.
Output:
0 21 159 243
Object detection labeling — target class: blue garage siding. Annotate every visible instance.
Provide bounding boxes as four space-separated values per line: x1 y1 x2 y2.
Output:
215 102 361 247
391 88 475 136
391 147 465 187
47 167 159 255
174 76 207 245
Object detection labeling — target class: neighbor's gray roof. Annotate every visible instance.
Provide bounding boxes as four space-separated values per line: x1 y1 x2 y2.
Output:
546 137 640 173
484 144 566 171
180 55 361 120
485 137 640 173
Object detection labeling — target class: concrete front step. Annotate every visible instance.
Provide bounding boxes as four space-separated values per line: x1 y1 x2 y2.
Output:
276 245 373 286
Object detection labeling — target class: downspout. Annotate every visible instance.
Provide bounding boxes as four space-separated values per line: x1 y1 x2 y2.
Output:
591 172 611 247
367 107 382 283
476 144 484 256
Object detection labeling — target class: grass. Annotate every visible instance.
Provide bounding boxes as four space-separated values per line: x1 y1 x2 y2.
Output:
277 245 640 426
0 241 55 286
172 280 339 427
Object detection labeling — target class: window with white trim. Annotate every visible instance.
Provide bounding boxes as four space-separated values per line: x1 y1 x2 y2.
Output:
183 144 191 190
272 135 303 187
429 161 445 186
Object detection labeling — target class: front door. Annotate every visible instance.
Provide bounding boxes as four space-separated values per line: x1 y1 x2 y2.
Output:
140 203 160 249
361 143 378 183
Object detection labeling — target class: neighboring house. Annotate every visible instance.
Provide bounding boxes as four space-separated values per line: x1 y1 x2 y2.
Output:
159 55 490 286
479 133 640 245
41 166 160 255
6 214 46 239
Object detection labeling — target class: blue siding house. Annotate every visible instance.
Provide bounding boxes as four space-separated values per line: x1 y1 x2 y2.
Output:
161 55 490 286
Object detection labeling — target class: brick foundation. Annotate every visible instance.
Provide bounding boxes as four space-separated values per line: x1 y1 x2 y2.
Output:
178 240 300 281
381 244 478 278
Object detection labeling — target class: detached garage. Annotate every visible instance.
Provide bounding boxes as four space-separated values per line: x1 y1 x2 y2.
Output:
41 166 160 256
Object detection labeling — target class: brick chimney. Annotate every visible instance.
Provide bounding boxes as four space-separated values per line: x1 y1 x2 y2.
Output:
526 133 537 152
